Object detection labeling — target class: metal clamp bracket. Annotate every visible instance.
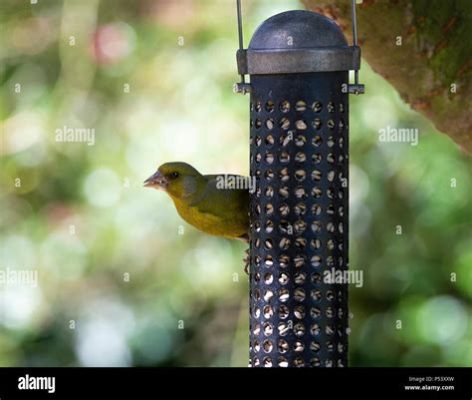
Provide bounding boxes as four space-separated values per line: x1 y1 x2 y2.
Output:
237 46 360 75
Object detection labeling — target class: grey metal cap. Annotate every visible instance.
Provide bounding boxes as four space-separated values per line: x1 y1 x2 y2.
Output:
248 10 347 50
236 10 358 75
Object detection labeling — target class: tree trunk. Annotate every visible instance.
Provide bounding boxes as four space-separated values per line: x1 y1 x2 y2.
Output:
302 0 472 152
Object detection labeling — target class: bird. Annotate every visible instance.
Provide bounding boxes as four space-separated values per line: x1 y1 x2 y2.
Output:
144 162 250 270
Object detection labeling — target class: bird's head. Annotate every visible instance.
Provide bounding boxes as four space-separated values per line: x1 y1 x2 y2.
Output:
144 162 202 199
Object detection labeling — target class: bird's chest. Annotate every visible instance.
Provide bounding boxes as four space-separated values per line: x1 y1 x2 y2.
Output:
174 201 221 233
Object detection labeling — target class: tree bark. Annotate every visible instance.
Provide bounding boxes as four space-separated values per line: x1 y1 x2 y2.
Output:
302 0 472 152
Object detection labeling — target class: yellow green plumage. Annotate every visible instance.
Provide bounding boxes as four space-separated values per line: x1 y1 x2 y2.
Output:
144 162 249 241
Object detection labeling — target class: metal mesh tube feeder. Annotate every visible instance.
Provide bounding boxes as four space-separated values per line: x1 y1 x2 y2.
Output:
234 1 364 368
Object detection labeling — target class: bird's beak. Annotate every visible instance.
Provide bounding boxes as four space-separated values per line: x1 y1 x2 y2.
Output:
143 171 168 189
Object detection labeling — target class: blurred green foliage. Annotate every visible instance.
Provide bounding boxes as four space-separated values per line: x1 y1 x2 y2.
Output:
1 0 471 367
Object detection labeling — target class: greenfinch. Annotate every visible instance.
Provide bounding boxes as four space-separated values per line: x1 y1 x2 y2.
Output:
144 162 249 242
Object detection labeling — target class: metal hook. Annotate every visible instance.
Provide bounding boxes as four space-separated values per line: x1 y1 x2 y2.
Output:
237 0 244 83
348 0 365 94
234 0 251 94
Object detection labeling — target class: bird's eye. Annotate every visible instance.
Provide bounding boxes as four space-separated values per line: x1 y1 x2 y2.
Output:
170 172 180 179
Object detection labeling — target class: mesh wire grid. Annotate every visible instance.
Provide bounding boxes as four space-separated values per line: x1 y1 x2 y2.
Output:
248 72 349 368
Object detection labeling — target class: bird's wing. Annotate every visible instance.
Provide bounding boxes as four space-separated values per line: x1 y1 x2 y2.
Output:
188 174 249 218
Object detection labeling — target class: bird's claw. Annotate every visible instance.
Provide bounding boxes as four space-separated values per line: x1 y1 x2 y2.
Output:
243 248 250 275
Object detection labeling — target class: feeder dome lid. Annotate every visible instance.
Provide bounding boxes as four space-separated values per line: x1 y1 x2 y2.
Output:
248 10 348 50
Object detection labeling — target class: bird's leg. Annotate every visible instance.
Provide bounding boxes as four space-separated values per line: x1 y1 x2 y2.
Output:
243 248 250 275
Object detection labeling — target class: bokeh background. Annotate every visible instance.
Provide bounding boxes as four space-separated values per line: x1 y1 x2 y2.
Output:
1 0 471 367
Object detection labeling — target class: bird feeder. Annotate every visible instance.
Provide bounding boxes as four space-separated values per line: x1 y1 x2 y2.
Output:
234 1 364 367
